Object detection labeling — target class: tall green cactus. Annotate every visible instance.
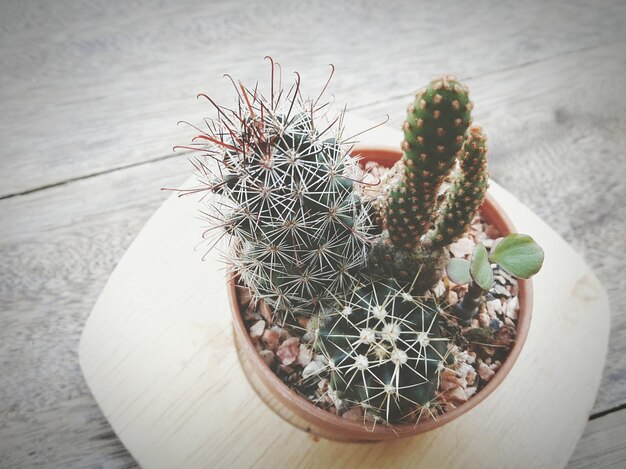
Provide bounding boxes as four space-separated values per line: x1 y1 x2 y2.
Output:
383 76 472 249
195 73 376 318
373 76 488 293
428 125 489 248
314 278 448 422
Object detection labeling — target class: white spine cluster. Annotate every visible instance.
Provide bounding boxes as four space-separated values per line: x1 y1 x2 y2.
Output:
315 278 448 423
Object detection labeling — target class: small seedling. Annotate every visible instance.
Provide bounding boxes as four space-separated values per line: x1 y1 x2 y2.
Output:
446 234 544 323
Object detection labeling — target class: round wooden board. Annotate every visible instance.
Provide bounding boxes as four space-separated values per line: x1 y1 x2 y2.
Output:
79 117 610 469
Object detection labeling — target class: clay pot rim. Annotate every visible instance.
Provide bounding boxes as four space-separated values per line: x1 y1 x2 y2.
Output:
228 145 533 440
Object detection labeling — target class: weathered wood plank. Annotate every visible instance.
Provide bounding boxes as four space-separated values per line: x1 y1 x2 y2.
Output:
0 158 185 468
567 408 626 469
2 0 626 197
0 395 136 469
0 3 625 467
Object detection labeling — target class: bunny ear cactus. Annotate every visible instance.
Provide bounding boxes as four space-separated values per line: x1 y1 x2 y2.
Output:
314 278 449 422
372 76 489 292
194 66 377 318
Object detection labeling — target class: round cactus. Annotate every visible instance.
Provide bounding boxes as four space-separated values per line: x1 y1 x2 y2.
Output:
314 278 448 423
194 71 376 317
383 76 473 250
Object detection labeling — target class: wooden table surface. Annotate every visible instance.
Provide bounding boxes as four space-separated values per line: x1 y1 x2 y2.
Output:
0 1 624 467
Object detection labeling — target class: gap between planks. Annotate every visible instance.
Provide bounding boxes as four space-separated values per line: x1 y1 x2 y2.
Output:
2 0 626 197
1 36 624 201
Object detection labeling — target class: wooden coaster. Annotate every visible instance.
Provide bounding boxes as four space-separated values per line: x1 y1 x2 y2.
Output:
79 117 610 469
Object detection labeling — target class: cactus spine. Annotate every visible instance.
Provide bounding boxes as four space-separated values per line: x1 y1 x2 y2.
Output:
196 67 376 317
315 279 448 422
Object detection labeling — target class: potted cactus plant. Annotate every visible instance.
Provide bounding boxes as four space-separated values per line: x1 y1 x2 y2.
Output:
179 62 543 441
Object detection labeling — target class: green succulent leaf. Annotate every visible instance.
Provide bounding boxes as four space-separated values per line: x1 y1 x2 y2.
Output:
470 243 493 291
446 258 471 284
489 234 544 279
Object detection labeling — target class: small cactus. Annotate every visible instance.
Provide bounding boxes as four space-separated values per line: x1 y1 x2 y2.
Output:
373 76 488 293
383 76 472 250
314 278 448 422
368 234 448 291
192 65 376 317
428 125 488 248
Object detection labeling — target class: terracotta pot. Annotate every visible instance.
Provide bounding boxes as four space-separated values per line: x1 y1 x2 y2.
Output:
229 146 533 442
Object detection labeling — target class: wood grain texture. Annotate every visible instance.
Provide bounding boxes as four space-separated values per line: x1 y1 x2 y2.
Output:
0 0 625 467
77 148 609 468
1 0 626 197
568 409 626 469
0 158 186 468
